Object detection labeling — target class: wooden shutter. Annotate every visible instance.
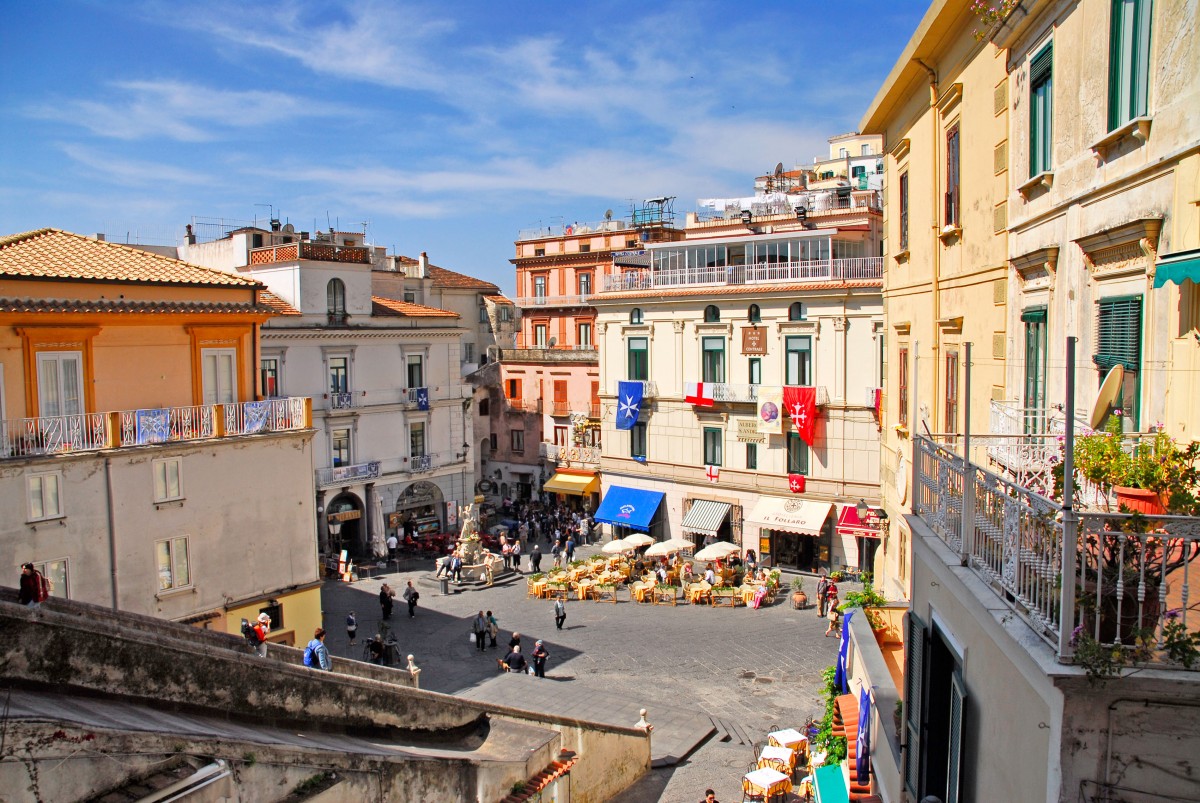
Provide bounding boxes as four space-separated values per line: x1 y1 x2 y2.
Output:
1094 297 1142 370
903 612 926 798
946 669 967 803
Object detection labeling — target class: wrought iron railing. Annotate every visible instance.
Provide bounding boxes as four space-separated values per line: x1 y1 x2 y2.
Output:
609 380 658 398
223 397 308 436
542 442 602 464
329 392 355 410
0 413 108 457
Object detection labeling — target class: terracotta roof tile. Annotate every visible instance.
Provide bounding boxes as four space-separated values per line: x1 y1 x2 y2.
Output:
594 279 881 301
371 296 460 318
0 297 273 316
484 294 514 304
258 290 301 315
0 229 261 287
426 264 499 291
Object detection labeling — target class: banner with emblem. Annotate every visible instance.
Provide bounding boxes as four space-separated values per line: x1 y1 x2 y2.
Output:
783 385 817 445
756 386 783 435
615 381 644 430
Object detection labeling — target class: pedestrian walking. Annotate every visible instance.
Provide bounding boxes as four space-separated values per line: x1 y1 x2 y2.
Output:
402 581 419 618
386 533 398 563
511 538 522 574
346 611 358 645
487 611 500 648
472 611 488 652
450 554 464 583
532 640 549 678
554 597 566 630
18 562 49 609
252 612 271 657
304 628 332 671
816 572 830 617
825 595 842 638
565 536 575 563
508 631 522 652
379 584 395 620
530 543 542 573
700 789 719 803
824 579 840 616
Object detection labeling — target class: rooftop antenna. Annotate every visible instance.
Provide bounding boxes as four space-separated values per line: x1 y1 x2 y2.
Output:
254 203 274 229
605 209 613 220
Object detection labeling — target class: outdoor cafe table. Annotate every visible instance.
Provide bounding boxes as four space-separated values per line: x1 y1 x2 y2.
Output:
530 577 549 598
740 584 762 606
742 767 792 802
757 744 796 774
768 728 808 752
575 578 596 600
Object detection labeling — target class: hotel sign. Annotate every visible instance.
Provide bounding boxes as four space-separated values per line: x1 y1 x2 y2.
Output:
742 327 767 355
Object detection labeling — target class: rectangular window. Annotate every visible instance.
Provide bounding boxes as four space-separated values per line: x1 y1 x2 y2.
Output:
156 536 190 591
410 422 426 458
490 433 497 452
534 324 548 347
899 172 910 251
328 356 349 394
946 125 961 228
787 432 809 474
862 143 872 156
702 337 726 383
578 323 592 347
479 306 489 323
899 346 910 427
462 342 475 363
28 471 62 521
703 427 723 466
852 165 866 178
749 357 762 386
1095 296 1143 427
1023 308 1049 433
37 351 84 416
260 356 280 397
153 457 183 502
1029 44 1054 176
511 429 525 452
331 428 350 467
533 275 547 298
506 378 522 399
578 273 592 295
945 351 960 436
553 425 569 446
1109 0 1152 131
201 348 237 404
499 306 512 322
631 422 647 459
785 336 812 385
33 558 67 599
627 337 649 381
746 442 758 470
403 291 416 303
406 355 423 388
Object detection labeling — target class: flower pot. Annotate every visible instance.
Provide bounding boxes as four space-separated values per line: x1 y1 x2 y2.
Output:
792 590 808 610
1112 486 1165 515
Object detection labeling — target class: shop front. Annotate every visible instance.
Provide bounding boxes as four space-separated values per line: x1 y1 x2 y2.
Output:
835 503 883 574
680 499 733 550
747 497 834 573
541 470 600 513
391 480 445 539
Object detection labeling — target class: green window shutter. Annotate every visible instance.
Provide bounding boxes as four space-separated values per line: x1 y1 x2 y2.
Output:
1094 297 1142 371
904 612 926 798
1020 306 1048 323
946 670 967 803
1109 0 1153 129
1029 44 1053 176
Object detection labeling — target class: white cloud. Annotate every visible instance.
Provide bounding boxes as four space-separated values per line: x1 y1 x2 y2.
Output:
60 144 216 186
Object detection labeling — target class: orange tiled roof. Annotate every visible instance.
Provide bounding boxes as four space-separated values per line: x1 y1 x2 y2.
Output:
427 264 499 291
0 297 273 316
0 229 261 287
258 290 301 315
596 279 881 301
484 294 514 304
371 296 460 318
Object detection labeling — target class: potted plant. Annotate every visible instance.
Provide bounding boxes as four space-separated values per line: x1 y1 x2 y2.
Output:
791 577 808 609
1074 416 1200 515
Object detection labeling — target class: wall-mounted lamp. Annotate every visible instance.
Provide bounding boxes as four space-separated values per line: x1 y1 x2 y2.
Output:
856 498 869 519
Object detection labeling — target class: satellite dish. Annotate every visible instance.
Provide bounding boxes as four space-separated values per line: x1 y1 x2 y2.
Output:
604 209 613 220
282 223 295 234
548 336 557 347
775 162 784 176
1090 365 1125 430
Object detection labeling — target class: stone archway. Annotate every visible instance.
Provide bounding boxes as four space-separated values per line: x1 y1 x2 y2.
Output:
327 491 364 554
393 481 445 538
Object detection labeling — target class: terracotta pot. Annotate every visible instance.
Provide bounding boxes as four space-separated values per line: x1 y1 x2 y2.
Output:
792 590 808 610
1083 579 1162 644
1112 486 1166 515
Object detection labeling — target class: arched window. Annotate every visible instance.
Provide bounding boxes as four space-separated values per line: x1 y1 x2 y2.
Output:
704 305 721 322
748 304 761 323
630 308 643 325
327 278 347 323
789 302 805 321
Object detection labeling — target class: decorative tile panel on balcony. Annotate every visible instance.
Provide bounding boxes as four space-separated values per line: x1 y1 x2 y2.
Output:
316 461 381 487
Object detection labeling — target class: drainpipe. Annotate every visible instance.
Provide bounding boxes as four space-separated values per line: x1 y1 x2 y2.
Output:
104 456 120 610
916 58 942 432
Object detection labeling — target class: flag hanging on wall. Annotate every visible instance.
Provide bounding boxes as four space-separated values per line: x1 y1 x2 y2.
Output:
788 474 806 493
705 464 720 483
685 381 715 407
783 385 817 445
615 381 644 430
757 386 783 435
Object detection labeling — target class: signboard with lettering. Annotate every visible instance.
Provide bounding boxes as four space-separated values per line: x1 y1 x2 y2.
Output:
742 327 767 355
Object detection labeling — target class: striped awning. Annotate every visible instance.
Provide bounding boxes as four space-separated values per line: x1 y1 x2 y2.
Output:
680 500 731 537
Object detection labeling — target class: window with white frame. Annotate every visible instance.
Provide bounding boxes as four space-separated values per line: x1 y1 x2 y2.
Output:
260 356 281 397
37 351 84 416
201 348 237 404
406 354 424 388
156 536 190 591
578 322 592 347
785 336 812 385
631 422 647 459
34 558 68 599
462 342 475 363
511 429 525 453
410 421 426 458
153 457 183 503
331 428 351 467
1108 0 1152 131
28 470 62 521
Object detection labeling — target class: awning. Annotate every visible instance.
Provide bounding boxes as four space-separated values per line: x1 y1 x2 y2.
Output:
680 500 731 537
747 498 833 536
1154 248 1200 288
813 764 850 803
594 486 664 533
542 472 600 495
836 504 880 539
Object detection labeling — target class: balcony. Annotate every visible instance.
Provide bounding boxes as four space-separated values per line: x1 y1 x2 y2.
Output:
515 294 592 308
548 401 602 417
249 241 371 265
496 346 598 363
680 383 831 405
0 398 311 459
316 460 381 488
323 385 472 411
913 432 1200 670
608 380 658 398
600 256 882 292
541 442 601 466
506 398 543 414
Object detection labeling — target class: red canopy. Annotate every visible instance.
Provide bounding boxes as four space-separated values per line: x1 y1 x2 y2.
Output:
836 505 880 539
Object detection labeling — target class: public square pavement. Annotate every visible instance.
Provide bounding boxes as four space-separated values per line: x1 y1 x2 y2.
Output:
318 543 842 803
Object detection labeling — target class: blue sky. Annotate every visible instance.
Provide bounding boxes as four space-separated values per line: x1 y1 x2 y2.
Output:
1 1 925 294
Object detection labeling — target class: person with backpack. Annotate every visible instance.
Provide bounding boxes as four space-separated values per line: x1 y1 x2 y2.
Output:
252 612 271 657
303 628 332 671
18 563 49 609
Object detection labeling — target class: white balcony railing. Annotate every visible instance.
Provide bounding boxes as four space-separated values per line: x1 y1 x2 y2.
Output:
0 398 311 459
324 385 471 410
609 380 658 398
679 383 832 405
516 294 592 308
601 257 883 292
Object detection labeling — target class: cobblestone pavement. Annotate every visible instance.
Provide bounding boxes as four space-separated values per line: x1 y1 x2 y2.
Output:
319 544 842 803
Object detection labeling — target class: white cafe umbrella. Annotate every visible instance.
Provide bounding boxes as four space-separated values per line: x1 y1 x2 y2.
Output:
602 538 635 555
623 533 655 548
367 487 388 560
693 541 741 562
645 538 695 558
662 537 696 552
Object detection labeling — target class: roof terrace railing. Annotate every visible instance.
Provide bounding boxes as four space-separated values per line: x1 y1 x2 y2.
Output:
600 256 882 292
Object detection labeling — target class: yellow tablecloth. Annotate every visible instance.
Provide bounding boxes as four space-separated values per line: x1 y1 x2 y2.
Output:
530 579 548 598
768 728 808 752
575 579 595 600
743 767 792 800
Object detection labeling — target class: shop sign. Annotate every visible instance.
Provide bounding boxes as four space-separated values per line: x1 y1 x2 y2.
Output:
736 419 765 443
742 327 767 355
759 534 771 556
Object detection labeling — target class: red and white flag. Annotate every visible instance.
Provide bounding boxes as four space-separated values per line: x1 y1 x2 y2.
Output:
783 386 818 446
788 474 806 493
685 382 715 407
705 464 720 483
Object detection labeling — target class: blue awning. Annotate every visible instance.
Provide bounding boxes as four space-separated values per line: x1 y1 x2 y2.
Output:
813 764 849 803
1154 248 1200 288
594 486 664 532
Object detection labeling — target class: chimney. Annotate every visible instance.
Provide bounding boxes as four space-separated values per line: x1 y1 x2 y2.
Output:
94 233 106 242
184 224 195 246
418 251 428 277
